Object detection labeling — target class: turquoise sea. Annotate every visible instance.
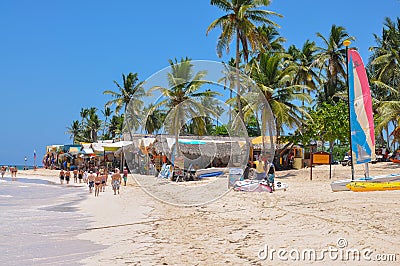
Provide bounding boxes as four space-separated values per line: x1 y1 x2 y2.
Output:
0 176 103 265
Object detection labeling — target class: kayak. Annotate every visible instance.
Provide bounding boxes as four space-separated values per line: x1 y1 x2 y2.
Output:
346 181 400 192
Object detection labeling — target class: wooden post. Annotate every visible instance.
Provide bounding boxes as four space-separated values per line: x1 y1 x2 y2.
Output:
310 152 313 181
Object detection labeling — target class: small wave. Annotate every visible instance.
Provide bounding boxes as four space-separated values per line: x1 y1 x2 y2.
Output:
0 195 13 198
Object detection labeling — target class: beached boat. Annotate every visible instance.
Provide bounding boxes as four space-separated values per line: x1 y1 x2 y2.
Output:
389 158 400 163
331 173 400 192
330 49 399 191
346 181 400 192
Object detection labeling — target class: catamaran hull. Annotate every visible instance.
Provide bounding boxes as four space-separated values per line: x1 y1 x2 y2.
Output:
346 181 400 192
330 174 400 192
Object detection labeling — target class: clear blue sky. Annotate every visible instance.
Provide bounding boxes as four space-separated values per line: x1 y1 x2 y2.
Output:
0 0 398 165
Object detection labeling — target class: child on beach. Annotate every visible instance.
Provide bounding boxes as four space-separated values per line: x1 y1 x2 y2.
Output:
266 162 275 191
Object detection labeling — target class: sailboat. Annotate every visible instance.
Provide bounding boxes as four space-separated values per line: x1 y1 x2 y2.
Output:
330 49 400 192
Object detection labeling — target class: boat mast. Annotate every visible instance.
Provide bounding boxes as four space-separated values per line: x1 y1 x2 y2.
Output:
344 40 355 180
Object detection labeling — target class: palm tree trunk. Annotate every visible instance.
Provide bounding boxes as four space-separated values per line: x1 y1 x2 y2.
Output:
235 29 244 123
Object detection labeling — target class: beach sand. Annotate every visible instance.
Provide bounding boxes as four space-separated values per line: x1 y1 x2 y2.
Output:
20 162 400 265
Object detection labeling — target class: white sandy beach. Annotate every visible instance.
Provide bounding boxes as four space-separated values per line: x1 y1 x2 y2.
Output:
18 163 400 265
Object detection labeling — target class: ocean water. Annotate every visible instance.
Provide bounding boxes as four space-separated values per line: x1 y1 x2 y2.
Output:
0 177 104 265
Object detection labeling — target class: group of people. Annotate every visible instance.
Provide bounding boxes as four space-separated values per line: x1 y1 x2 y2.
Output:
59 166 129 197
1 165 18 178
255 156 276 191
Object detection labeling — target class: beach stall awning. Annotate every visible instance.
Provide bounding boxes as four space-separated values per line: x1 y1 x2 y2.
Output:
81 148 94 154
91 143 104 153
103 141 132 152
69 147 80 153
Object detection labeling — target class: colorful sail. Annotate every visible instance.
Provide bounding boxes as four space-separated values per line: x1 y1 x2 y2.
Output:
348 49 375 164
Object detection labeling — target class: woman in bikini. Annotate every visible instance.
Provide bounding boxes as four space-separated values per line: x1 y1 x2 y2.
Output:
94 172 102 197
1 166 6 179
78 169 83 183
101 170 107 192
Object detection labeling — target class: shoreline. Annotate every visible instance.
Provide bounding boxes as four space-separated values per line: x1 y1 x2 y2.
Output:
14 163 400 264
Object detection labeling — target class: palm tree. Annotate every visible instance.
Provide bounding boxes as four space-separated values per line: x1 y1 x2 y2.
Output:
207 0 282 122
109 114 124 140
315 25 355 102
101 106 113 139
248 52 311 140
369 17 400 149
151 58 219 156
103 73 146 114
80 108 89 127
143 104 165 134
66 120 81 144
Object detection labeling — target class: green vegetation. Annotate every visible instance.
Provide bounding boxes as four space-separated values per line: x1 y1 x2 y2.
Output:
66 2 400 154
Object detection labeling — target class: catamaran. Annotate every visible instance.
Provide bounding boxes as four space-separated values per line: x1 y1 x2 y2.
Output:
330 49 400 192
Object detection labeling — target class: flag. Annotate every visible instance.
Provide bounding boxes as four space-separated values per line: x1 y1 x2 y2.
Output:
34 150 36 160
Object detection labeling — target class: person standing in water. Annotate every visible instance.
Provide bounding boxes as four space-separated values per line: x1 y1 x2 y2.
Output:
1 166 6 179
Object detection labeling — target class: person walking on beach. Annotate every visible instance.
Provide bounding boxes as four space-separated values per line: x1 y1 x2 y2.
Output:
94 172 102 197
12 166 18 178
101 170 107 192
59 169 65 184
111 168 122 195
65 169 71 184
122 167 128 186
73 168 78 183
78 169 83 183
87 171 95 193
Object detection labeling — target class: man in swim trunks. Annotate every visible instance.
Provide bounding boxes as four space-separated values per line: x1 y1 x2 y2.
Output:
65 169 71 184
122 167 128 186
59 169 65 184
94 172 102 197
111 168 122 195
87 171 95 193
73 168 78 183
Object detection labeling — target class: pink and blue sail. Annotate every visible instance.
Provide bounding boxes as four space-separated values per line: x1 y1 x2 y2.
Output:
348 49 375 164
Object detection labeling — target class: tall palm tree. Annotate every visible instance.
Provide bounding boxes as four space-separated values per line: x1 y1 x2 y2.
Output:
369 17 400 149
80 108 89 127
109 114 124 140
143 104 165 134
151 58 219 156
103 72 146 114
207 0 282 122
315 25 355 102
101 106 113 139
248 52 311 140
66 120 81 144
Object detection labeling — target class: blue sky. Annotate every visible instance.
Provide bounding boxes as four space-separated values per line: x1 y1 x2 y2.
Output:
0 0 398 165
